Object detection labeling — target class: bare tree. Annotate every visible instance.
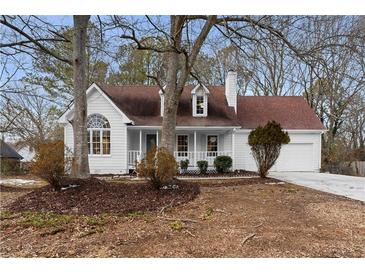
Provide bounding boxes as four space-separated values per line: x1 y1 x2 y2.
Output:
71 15 90 178
1 15 92 178
0 88 62 146
115 15 217 152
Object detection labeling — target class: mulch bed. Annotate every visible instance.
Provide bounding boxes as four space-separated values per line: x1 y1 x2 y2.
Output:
5 178 200 216
178 169 258 177
194 177 280 187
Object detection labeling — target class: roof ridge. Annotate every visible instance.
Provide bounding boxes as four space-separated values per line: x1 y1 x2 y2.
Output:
98 83 224 88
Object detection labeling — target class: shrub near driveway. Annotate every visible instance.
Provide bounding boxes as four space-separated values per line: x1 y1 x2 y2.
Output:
248 121 290 178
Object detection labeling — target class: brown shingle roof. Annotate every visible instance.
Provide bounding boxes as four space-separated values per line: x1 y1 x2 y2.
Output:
99 84 240 127
237 96 325 130
97 84 325 130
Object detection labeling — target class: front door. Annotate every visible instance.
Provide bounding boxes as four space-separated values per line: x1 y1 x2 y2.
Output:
146 134 157 152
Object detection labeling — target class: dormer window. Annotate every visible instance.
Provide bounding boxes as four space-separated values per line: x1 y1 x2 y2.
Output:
192 85 209 117
196 95 204 115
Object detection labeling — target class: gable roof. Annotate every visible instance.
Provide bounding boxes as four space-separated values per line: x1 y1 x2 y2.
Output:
237 96 325 130
58 83 133 124
98 84 240 127
0 140 23 159
76 84 325 130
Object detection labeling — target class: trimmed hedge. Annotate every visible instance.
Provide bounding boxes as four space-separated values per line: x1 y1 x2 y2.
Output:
214 155 232 173
197 160 208 174
180 159 189 172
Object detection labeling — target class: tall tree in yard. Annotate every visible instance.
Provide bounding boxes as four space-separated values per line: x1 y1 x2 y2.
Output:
72 15 90 178
118 15 217 152
1 16 94 178
160 16 217 152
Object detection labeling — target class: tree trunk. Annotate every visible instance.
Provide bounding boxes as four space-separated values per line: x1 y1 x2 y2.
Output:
71 15 90 178
160 16 183 153
160 16 216 154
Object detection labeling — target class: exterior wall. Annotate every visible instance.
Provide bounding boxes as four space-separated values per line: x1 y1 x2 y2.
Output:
233 130 322 172
63 88 129 174
127 130 232 153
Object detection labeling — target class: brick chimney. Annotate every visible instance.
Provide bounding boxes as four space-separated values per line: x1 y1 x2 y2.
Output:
225 70 237 113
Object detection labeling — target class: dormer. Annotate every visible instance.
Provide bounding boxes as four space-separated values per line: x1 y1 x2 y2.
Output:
191 85 209 117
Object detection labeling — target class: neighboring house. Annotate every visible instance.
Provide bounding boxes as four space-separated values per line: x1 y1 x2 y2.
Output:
0 140 23 161
13 144 36 162
0 140 23 171
59 71 325 174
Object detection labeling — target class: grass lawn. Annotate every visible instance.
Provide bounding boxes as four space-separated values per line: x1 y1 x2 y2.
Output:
0 177 364 257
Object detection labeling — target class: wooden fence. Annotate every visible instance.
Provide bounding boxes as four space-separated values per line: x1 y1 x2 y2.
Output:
348 161 365 176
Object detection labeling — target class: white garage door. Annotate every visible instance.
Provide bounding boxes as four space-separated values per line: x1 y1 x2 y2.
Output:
273 143 314 171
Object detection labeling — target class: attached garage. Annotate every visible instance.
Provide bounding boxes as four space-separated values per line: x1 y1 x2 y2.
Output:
234 96 326 172
273 143 314 171
233 130 323 172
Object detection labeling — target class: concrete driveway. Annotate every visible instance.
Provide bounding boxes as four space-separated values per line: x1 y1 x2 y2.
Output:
269 172 365 202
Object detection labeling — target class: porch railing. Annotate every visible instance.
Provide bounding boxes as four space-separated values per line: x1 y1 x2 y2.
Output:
174 151 232 166
128 150 232 167
128 150 143 167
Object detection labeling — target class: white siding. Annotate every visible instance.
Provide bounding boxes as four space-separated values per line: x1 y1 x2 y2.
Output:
234 131 322 172
223 131 232 151
63 87 129 174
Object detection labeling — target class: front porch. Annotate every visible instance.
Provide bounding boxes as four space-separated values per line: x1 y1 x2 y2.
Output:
127 127 234 169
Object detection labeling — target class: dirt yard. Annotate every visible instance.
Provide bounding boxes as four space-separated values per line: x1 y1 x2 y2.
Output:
1 178 364 257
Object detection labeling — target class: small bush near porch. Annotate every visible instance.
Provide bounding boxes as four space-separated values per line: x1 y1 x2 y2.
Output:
136 146 178 189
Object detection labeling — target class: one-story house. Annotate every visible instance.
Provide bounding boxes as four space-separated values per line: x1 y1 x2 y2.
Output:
59 71 326 174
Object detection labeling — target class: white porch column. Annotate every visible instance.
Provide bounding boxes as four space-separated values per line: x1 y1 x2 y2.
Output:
232 129 235 170
139 129 142 160
194 130 197 167
156 130 159 147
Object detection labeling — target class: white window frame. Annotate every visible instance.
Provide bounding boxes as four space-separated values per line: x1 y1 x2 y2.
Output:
191 85 209 117
206 135 219 157
176 134 189 157
88 128 111 156
87 114 111 156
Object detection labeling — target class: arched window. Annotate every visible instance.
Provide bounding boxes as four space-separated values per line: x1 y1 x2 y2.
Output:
87 114 111 155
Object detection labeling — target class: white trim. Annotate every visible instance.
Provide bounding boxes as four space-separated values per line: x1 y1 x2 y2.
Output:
319 132 322 170
235 129 326 133
156 130 159 147
145 133 157 152
176 134 189 155
58 83 134 124
192 86 209 117
206 134 219 152
191 84 209 117
128 126 240 130
194 131 197 167
191 84 210 95
232 129 235 169
87 128 111 156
